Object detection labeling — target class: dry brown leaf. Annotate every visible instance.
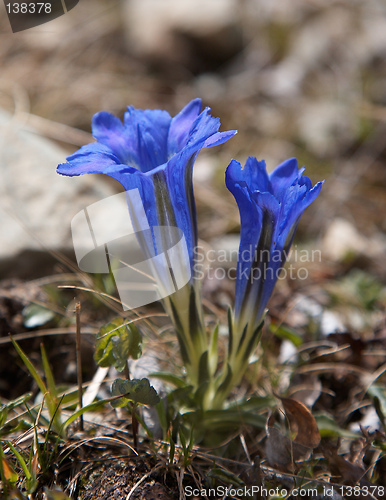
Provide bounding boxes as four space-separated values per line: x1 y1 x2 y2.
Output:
278 396 321 449
1 454 18 483
265 409 312 471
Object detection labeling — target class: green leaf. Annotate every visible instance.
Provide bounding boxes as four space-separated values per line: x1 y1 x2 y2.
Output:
167 386 194 407
5 441 31 482
11 338 47 396
94 317 142 371
0 448 18 484
155 399 168 438
111 378 160 407
61 399 108 432
197 351 209 386
22 304 55 328
11 338 63 434
2 394 32 413
216 363 233 397
40 344 58 400
208 467 244 487
368 385 386 415
1 394 32 434
0 406 8 428
208 323 219 376
188 409 266 430
314 413 359 439
367 384 386 430
168 433 175 464
270 323 303 347
227 307 234 355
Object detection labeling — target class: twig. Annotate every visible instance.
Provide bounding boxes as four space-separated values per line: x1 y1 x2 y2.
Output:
125 464 163 500
75 301 83 431
124 362 139 453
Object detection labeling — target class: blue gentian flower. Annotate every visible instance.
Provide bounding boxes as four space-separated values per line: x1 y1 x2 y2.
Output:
226 156 323 345
57 98 236 273
57 99 236 389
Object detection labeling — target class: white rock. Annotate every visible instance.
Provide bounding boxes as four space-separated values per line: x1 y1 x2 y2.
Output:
322 218 367 261
278 340 298 364
296 100 355 156
320 310 345 336
123 0 238 57
0 109 126 271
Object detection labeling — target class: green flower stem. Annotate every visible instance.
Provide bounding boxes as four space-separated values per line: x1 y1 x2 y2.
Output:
212 315 264 409
163 283 209 389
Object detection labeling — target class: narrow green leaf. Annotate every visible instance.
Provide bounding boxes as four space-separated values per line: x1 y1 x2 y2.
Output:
216 363 233 396
168 433 175 464
11 337 47 396
368 385 386 416
188 286 203 342
182 408 266 431
367 385 386 431
197 351 209 386
179 427 187 449
169 300 190 366
155 399 168 438
61 399 108 432
6 441 31 481
208 323 219 377
12 341 62 433
208 467 244 487
242 320 264 363
3 393 32 412
40 344 58 399
227 307 233 355
271 323 303 347
314 414 359 439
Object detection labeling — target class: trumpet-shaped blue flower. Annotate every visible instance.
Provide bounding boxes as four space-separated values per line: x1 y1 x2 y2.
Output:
57 99 236 388
226 156 323 338
57 98 236 272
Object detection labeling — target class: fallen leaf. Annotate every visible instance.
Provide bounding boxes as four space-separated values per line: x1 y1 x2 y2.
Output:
278 396 321 449
1 454 18 483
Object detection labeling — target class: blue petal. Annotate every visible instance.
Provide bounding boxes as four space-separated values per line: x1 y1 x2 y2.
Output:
278 179 324 240
167 98 202 156
245 156 272 194
184 108 224 151
269 157 299 200
203 130 237 148
57 143 121 176
58 100 236 281
123 107 171 172
91 112 132 165
226 156 323 332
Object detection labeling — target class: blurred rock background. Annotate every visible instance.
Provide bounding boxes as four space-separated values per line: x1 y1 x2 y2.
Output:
0 0 385 280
